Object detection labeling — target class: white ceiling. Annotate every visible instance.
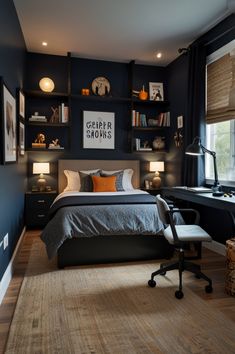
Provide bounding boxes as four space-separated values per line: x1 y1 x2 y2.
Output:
13 0 234 66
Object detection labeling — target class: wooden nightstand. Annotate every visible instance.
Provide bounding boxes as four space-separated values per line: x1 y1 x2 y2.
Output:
25 191 57 228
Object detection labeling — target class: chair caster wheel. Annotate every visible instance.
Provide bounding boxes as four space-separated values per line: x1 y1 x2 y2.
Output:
205 284 213 293
175 290 184 299
160 271 166 276
148 279 156 288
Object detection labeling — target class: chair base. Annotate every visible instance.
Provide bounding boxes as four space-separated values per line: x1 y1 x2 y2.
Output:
148 249 213 299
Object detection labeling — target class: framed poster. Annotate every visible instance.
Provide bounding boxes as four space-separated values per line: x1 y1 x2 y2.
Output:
149 82 164 101
1 81 17 163
19 90 25 119
19 121 25 156
83 111 115 149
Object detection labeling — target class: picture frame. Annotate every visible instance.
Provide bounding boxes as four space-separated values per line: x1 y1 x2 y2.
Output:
149 82 164 101
83 110 115 149
177 115 183 129
0 80 17 164
19 121 25 156
19 90 25 119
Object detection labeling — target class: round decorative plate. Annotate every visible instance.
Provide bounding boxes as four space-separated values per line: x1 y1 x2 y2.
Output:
91 76 111 96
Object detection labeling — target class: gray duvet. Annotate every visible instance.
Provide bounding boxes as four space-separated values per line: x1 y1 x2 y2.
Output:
41 194 164 259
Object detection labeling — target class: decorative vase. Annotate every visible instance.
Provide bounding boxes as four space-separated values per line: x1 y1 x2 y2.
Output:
152 136 165 150
139 85 148 100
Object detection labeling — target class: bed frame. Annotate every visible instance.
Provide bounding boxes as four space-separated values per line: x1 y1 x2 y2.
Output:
57 159 172 268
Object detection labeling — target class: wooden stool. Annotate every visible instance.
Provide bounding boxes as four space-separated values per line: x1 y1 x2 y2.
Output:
225 238 235 296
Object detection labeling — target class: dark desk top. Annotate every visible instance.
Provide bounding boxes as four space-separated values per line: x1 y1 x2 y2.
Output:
162 187 235 213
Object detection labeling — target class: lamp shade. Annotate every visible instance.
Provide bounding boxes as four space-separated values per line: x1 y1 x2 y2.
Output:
149 161 164 172
33 162 50 174
39 77 55 92
185 137 203 155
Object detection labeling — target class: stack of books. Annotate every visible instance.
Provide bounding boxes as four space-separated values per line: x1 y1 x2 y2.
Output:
29 115 47 122
135 138 152 151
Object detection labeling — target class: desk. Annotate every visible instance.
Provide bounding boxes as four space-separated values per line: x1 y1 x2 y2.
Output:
162 187 235 230
162 187 235 213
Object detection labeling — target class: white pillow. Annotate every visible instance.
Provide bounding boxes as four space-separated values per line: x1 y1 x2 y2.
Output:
101 169 134 190
63 169 100 192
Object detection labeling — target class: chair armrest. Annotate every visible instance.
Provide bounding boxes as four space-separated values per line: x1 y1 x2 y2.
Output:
170 208 200 225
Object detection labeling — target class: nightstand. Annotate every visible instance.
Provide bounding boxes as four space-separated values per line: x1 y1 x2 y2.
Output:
142 188 161 196
25 191 57 228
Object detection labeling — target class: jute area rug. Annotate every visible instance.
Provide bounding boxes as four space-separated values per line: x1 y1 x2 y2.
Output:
5 240 235 354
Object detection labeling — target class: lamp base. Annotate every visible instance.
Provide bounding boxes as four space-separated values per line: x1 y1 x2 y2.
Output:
37 176 46 192
152 173 161 189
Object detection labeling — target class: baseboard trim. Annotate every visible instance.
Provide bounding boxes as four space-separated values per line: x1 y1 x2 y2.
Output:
203 240 226 256
0 227 26 305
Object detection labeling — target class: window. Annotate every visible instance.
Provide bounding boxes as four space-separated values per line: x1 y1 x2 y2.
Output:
206 40 235 185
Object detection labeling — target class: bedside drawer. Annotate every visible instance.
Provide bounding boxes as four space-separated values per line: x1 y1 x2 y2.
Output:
27 194 54 210
25 192 57 228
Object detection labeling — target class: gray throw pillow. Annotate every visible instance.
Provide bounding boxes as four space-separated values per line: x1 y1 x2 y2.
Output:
79 170 101 192
101 171 124 191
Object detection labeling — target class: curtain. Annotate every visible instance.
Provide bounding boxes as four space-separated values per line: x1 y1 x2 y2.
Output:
183 43 206 186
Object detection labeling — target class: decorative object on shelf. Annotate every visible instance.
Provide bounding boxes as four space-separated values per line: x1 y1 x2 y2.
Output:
19 121 25 156
83 110 115 149
19 90 25 120
174 130 183 148
48 138 64 149
33 162 50 192
132 89 140 97
145 180 150 189
32 133 46 148
49 107 59 123
149 161 165 188
139 85 148 100
1 80 17 164
185 136 222 196
81 88 90 96
149 82 164 101
152 136 165 150
91 76 110 96
39 77 55 92
148 118 158 127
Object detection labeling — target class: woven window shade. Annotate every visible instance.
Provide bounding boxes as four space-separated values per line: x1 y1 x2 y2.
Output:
206 53 235 124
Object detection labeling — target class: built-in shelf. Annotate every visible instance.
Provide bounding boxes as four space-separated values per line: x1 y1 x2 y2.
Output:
131 127 168 131
131 98 169 106
26 122 70 127
26 148 66 152
24 90 69 98
71 94 131 103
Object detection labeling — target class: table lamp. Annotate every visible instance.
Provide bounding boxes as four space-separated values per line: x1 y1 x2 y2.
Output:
185 136 222 195
33 162 50 191
149 161 165 188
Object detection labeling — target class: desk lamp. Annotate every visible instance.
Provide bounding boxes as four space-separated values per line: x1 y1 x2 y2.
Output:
33 162 50 191
185 136 222 196
149 161 165 188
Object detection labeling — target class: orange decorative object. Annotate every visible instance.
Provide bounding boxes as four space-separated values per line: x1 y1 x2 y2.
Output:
81 88 90 96
139 85 148 100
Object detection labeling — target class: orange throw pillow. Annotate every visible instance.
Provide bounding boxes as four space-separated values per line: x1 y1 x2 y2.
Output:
92 176 117 192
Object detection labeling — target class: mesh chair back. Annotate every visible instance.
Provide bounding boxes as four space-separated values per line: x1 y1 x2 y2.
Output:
156 194 170 225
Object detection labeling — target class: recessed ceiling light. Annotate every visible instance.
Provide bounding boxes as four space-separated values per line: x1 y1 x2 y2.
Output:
156 52 162 59
42 42 48 47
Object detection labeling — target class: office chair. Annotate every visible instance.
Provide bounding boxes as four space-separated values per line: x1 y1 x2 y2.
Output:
148 195 213 299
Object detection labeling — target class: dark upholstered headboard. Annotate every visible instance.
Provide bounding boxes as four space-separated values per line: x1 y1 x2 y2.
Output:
58 159 140 193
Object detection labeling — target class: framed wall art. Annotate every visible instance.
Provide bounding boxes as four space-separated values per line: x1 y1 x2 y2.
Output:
19 121 25 156
0 80 17 164
83 110 115 149
19 90 25 120
149 82 164 101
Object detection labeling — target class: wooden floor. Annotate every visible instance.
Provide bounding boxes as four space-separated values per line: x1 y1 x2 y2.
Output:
0 230 234 354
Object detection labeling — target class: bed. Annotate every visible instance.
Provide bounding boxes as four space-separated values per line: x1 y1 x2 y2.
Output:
41 159 173 268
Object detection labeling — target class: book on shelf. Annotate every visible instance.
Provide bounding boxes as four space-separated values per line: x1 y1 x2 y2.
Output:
131 111 147 127
29 116 47 122
59 103 69 123
48 146 65 150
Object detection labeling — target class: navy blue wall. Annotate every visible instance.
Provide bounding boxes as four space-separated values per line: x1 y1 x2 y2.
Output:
0 0 27 281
